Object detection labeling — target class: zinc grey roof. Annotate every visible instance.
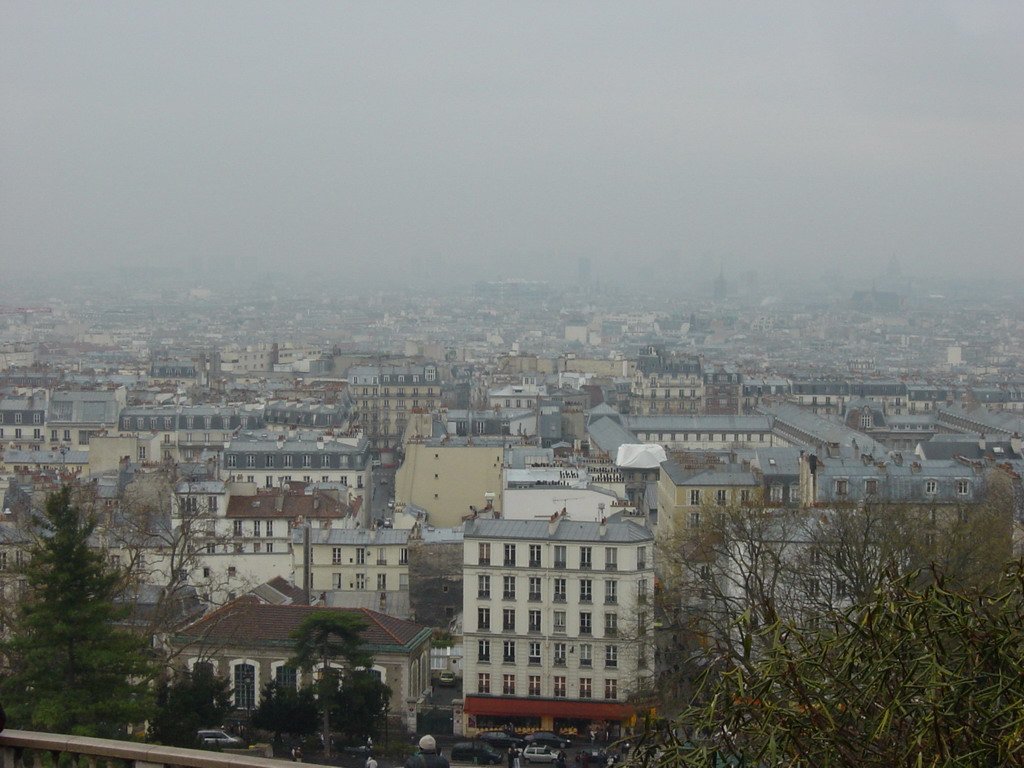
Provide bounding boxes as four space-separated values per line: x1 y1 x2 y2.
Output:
4 449 89 464
586 416 639 458
625 415 772 432
660 461 759 487
760 402 886 456
753 447 803 476
463 516 653 543
300 527 411 546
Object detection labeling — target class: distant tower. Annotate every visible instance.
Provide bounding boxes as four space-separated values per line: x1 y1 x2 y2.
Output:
578 256 591 286
713 267 728 300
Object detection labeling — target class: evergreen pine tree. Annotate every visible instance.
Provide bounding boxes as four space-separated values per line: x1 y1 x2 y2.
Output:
0 487 155 737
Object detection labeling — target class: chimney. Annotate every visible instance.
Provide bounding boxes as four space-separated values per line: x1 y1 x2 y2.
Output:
979 432 986 452
548 511 560 536
1011 433 1022 457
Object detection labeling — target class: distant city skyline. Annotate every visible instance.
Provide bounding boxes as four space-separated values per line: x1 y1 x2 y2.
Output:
2 2 1022 288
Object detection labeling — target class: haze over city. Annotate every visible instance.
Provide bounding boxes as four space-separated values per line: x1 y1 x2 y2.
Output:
3 1 1022 294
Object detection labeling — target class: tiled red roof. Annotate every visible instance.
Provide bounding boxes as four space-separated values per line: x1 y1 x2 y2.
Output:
177 601 427 650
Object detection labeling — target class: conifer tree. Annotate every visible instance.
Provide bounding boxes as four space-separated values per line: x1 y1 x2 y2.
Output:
0 487 155 737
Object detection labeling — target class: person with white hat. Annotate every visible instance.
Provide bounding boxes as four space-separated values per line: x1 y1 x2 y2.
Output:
405 735 449 768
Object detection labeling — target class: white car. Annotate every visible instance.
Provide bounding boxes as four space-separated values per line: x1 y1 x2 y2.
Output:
522 746 558 763
197 729 244 747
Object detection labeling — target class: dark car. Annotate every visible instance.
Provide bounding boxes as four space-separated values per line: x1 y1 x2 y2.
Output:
478 731 526 750
524 732 572 750
574 748 617 766
451 742 504 764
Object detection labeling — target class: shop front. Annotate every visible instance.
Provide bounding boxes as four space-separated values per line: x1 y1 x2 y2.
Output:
464 696 633 740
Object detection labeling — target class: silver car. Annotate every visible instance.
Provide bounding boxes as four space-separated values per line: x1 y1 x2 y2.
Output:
197 729 244 747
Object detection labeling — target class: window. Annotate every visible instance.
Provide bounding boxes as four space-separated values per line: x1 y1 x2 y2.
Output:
553 676 566 697
553 610 566 633
477 673 490 694
604 678 618 700
689 511 701 529
528 675 541 696
275 665 297 689
528 576 542 600
503 608 516 632
246 454 256 468
925 479 938 494
637 546 647 569
284 454 293 468
333 573 343 589
554 545 567 568
503 575 516 599
478 607 490 631
503 543 516 566
478 639 491 662
605 547 618 570
529 544 542 567
478 574 491 598
716 489 727 506
377 573 387 590
528 609 541 633
400 548 408 565
957 479 970 495
835 479 848 496
252 520 261 537
553 578 567 602
502 674 516 695
528 641 541 664
580 612 592 635
478 542 491 565
580 579 593 603
355 573 366 590
579 643 592 667
580 546 592 570
638 578 649 604
356 547 366 565
332 547 343 565
605 580 618 605
579 677 592 698
865 479 878 496
605 645 618 668
503 640 516 663
234 663 256 710
740 489 751 503
553 642 567 666
233 520 243 536
377 548 387 565
604 613 618 636
690 489 701 506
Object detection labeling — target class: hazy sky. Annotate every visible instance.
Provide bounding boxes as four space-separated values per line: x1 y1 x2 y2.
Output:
2 1 1022 288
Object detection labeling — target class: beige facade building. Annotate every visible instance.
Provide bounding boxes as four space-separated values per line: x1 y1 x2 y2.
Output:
396 437 506 527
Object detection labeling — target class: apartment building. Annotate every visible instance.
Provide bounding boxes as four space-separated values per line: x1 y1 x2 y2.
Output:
462 516 655 740
347 363 442 454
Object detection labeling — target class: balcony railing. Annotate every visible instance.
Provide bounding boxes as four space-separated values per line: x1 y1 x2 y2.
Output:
1 730 285 768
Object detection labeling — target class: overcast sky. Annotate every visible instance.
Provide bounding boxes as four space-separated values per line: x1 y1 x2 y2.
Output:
2 1 1022 289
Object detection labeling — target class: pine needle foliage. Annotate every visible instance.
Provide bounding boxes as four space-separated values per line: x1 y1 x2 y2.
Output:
0 487 155 737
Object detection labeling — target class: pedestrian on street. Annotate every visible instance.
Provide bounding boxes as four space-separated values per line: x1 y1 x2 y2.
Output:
290 746 303 762
366 754 378 768
405 735 449 768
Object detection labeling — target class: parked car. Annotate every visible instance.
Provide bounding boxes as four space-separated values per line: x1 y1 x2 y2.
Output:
524 732 572 750
197 729 244 748
522 746 558 763
477 731 526 750
438 670 457 686
451 742 504 764
574 748 617 765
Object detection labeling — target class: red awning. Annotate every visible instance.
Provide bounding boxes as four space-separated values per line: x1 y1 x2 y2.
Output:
465 696 632 721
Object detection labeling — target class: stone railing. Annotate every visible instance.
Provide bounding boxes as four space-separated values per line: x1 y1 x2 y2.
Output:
0 730 288 768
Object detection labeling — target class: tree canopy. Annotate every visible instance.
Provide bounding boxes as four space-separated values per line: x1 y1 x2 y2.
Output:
148 663 234 747
289 611 371 756
0 487 155 737
639 561 1024 767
